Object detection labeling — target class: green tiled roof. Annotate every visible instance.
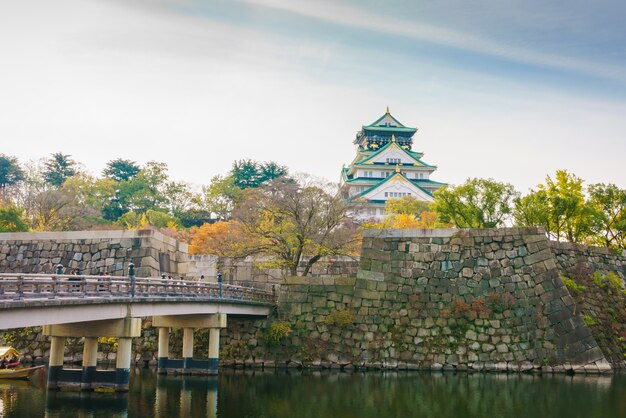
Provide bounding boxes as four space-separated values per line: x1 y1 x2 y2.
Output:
353 141 435 168
350 172 435 200
363 126 417 133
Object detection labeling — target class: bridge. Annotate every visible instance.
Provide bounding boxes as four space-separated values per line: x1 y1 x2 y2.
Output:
0 267 275 392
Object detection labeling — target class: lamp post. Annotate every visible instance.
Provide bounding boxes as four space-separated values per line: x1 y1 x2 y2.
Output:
217 272 222 299
128 262 136 298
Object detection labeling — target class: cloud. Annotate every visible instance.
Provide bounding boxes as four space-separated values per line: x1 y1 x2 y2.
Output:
238 0 626 84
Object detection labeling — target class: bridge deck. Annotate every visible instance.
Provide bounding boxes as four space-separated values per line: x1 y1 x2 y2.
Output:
0 273 275 328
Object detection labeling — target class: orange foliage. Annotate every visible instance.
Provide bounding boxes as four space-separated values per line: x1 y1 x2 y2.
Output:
366 211 440 229
417 211 437 228
188 221 234 255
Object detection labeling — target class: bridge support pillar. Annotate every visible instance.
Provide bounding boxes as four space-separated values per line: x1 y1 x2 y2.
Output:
116 338 132 391
153 314 227 375
208 328 220 375
157 327 170 374
182 328 194 374
47 336 66 390
43 318 141 392
81 337 98 391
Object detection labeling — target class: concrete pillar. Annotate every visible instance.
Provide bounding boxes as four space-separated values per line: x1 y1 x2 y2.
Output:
81 337 98 391
182 328 194 373
47 336 66 390
208 328 220 375
116 337 132 392
157 327 170 374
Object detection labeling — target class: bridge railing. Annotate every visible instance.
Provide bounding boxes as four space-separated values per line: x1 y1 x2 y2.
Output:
0 273 275 304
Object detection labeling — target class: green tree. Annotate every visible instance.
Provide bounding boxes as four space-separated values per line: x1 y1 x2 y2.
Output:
230 159 288 189
0 154 25 190
433 178 517 228
103 159 141 182
196 175 243 221
587 183 626 248
102 161 169 221
542 170 595 243
61 174 117 214
0 205 29 232
43 152 77 187
163 181 194 217
513 189 553 235
514 170 598 243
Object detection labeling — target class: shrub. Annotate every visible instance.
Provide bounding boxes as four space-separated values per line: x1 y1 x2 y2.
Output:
263 321 292 346
606 272 624 290
562 276 586 293
593 271 606 288
471 297 492 317
323 309 355 328
452 299 471 317
486 292 517 313
582 313 596 326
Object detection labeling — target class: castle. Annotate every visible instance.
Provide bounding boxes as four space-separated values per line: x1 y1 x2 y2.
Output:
340 108 445 218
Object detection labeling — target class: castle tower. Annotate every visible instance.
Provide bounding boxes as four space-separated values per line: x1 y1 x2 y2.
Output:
340 108 446 219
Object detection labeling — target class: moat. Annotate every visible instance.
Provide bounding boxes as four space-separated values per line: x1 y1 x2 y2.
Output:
1 368 624 417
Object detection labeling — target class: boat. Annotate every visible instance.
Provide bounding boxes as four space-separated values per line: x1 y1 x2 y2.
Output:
0 347 44 380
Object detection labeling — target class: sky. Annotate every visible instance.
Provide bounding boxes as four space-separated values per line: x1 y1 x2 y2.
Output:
1 0 625 193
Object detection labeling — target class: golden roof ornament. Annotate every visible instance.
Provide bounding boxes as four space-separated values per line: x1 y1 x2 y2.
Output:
395 164 400 173
391 134 396 143
386 105 390 113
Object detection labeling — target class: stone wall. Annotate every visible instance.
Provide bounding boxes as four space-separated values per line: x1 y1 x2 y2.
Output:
0 229 188 277
550 242 626 369
187 255 360 287
219 227 625 372
2 227 624 374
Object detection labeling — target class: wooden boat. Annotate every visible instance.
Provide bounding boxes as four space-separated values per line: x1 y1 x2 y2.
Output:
0 365 43 380
0 347 43 380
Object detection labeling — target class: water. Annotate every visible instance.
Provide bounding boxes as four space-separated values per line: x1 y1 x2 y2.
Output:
1 368 625 418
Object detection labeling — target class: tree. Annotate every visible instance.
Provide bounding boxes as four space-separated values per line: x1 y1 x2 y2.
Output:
360 197 441 230
30 189 100 231
117 209 180 230
228 179 360 276
587 183 626 248
0 205 29 232
230 159 289 189
43 152 77 187
0 154 25 190
196 175 243 221
61 174 116 214
189 221 240 255
163 181 194 217
102 161 170 221
513 170 598 243
513 190 553 235
433 178 517 228
103 159 141 182
542 170 595 243
385 196 431 217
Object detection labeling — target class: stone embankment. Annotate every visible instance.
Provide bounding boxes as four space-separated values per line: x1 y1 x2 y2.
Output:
1 227 624 373
0 229 188 277
219 228 625 373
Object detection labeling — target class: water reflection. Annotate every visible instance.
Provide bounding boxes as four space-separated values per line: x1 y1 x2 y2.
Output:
154 372 218 418
0 368 624 418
